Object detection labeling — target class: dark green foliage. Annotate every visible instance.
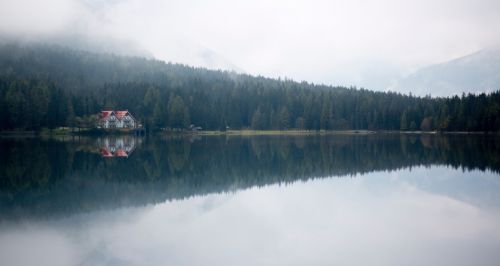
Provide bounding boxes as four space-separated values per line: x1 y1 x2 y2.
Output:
1 134 499 219
167 95 190 129
0 43 499 131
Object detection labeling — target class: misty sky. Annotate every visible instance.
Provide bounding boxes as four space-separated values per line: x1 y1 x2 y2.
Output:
1 0 500 92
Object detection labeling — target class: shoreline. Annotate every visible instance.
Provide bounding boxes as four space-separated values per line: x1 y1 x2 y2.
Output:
191 130 499 136
2 129 498 137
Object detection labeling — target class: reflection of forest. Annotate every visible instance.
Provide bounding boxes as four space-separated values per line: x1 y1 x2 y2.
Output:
0 134 499 219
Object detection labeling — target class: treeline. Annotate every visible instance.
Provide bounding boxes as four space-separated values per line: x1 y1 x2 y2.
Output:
0 43 499 131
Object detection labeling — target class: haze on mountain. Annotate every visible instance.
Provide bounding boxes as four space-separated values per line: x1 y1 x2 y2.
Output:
1 0 500 96
392 46 500 97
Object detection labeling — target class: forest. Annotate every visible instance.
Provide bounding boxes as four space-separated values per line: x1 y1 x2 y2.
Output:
0 43 499 132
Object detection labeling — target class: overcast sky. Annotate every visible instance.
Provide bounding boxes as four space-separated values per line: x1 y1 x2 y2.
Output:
1 0 499 91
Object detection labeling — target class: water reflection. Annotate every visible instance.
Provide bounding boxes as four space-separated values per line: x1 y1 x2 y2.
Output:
1 167 500 266
0 134 499 219
1 135 500 266
98 136 140 158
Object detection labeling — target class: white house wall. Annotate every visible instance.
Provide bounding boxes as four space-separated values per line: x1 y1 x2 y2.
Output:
100 113 137 129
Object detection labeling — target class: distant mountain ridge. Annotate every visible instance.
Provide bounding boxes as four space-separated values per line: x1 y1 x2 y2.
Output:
393 47 500 96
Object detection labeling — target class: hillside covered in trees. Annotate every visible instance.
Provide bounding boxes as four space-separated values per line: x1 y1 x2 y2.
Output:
0 43 499 132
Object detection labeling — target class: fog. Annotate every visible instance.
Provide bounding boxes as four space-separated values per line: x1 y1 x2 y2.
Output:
1 0 499 93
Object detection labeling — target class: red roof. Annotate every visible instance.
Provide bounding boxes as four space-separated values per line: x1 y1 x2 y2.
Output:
100 110 133 121
115 110 129 120
101 111 114 119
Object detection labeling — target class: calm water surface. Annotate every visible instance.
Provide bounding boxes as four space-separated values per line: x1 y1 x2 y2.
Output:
1 134 500 266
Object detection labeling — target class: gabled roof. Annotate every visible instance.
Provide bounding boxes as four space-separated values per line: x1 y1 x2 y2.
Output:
101 110 114 119
100 110 135 121
115 110 129 120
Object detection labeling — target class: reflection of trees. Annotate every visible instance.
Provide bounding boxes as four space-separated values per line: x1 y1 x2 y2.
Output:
0 134 499 219
167 140 191 173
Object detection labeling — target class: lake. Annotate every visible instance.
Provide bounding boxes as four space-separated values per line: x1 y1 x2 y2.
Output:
1 134 500 266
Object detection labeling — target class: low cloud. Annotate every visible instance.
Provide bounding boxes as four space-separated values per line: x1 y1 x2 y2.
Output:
1 0 499 93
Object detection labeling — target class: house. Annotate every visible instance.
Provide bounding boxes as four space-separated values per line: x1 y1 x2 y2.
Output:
99 110 138 129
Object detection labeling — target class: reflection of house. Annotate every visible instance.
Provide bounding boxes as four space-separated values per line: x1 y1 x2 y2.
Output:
98 137 139 158
99 110 138 129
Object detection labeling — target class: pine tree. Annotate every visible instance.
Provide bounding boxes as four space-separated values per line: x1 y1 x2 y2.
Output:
167 95 190 129
400 110 408 131
251 107 264 130
279 107 290 129
152 100 163 130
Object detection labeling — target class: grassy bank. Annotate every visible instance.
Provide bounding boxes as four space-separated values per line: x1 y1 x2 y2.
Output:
191 129 377 136
185 130 498 136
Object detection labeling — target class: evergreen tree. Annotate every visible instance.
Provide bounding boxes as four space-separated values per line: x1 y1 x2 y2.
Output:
167 95 190 129
279 107 290 129
400 110 408 131
251 107 264 130
152 99 163 130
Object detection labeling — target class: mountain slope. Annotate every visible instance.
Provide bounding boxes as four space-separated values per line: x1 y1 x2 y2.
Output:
393 47 500 96
0 42 499 132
